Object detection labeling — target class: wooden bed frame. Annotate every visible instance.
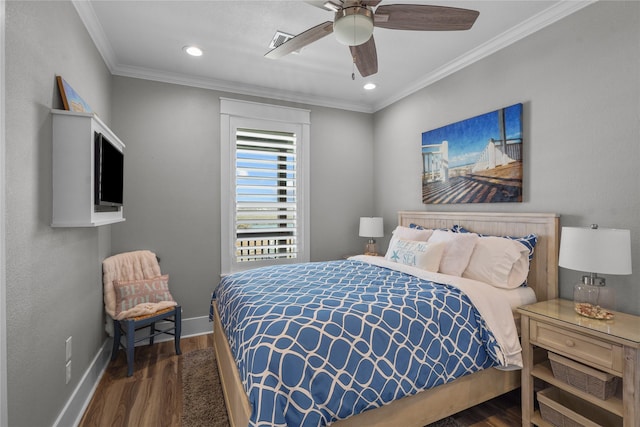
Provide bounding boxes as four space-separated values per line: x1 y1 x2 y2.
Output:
212 211 560 427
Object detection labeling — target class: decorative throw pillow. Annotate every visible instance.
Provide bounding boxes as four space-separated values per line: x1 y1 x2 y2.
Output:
462 236 530 289
385 238 446 272
113 275 175 317
385 226 434 258
427 229 479 276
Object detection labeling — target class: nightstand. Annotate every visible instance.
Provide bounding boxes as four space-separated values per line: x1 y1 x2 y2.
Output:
518 299 640 427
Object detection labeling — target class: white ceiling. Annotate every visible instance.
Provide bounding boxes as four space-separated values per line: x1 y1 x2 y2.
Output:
73 0 594 113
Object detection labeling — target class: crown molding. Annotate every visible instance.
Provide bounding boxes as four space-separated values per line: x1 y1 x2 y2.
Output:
111 64 375 113
73 0 596 114
72 0 373 113
373 0 598 112
72 1 117 71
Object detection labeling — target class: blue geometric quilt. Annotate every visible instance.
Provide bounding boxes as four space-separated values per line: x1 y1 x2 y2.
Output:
211 260 503 427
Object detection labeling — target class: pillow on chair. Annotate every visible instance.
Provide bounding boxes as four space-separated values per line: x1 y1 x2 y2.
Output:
113 274 177 320
102 250 162 320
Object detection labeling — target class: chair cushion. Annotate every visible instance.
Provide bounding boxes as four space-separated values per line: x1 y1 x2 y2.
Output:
113 274 177 320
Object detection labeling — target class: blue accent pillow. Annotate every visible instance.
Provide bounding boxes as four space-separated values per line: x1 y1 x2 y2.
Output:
409 223 451 231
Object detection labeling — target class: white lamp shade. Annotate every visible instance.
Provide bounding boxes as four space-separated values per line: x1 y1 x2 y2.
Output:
559 226 632 275
359 217 383 238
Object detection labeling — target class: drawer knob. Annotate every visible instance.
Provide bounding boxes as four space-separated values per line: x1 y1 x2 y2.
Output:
565 339 575 347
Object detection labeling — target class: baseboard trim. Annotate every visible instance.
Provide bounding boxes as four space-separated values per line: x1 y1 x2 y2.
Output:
55 315 213 426
155 314 212 341
52 339 111 427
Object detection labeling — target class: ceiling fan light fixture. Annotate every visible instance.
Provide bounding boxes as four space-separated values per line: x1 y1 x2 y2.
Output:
333 7 374 46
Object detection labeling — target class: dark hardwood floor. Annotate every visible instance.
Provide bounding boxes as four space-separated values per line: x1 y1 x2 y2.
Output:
79 334 523 426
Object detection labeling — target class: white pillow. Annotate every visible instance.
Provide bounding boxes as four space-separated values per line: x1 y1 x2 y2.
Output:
391 225 434 241
427 229 479 276
462 236 530 289
385 238 446 272
385 226 434 257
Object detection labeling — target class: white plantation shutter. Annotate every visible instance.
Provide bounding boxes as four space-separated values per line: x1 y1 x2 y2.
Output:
220 98 310 274
235 129 297 262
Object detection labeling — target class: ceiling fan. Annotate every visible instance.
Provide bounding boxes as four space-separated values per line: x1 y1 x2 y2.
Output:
264 1 479 78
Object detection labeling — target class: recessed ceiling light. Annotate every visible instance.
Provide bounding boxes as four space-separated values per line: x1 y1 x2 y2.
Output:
183 46 203 57
364 83 376 90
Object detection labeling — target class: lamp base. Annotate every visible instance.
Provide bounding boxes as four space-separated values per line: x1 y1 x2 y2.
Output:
364 239 378 256
573 282 615 319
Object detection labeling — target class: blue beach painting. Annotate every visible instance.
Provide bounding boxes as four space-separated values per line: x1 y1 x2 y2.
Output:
421 103 523 204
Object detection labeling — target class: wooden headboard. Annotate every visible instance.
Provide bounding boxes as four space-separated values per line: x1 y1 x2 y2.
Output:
398 211 560 303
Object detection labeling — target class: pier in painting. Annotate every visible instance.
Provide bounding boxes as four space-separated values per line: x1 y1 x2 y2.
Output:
422 161 522 204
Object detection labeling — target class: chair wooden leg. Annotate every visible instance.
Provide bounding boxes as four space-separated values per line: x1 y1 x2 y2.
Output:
149 322 155 345
174 307 182 355
113 307 182 376
126 320 136 377
111 319 121 361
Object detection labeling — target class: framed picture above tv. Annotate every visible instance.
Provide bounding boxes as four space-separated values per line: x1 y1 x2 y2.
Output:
421 103 523 204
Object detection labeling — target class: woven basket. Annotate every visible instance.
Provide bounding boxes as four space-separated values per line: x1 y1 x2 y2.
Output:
538 388 617 427
548 352 619 400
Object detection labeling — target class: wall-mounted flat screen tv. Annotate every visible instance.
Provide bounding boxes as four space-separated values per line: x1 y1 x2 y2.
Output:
94 131 124 207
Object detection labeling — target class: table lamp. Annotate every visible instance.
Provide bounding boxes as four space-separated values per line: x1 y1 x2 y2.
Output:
359 217 384 256
558 224 632 316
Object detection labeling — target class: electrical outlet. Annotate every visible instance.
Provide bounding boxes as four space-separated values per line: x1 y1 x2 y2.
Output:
65 336 72 362
65 361 71 384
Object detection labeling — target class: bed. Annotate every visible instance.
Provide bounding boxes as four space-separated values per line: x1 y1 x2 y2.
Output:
211 211 559 427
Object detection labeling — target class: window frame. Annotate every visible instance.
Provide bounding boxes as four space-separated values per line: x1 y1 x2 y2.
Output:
220 98 310 275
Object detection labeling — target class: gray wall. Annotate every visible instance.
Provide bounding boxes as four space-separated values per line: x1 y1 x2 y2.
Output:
373 1 640 315
5 1 113 426
109 77 375 319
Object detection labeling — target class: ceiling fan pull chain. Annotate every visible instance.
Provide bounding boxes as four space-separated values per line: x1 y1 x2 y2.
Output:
352 15 357 80
352 57 356 80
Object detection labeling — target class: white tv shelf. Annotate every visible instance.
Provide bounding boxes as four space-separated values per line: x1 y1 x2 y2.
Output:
51 109 125 227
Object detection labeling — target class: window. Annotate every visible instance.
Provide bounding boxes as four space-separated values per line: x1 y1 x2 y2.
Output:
235 128 297 262
220 99 310 274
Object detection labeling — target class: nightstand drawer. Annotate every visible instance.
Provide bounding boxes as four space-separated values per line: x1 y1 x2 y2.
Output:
530 320 623 375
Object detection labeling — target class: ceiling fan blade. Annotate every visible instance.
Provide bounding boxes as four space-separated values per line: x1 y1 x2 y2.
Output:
374 4 479 31
265 21 334 59
350 36 378 77
304 1 328 8
308 0 377 11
